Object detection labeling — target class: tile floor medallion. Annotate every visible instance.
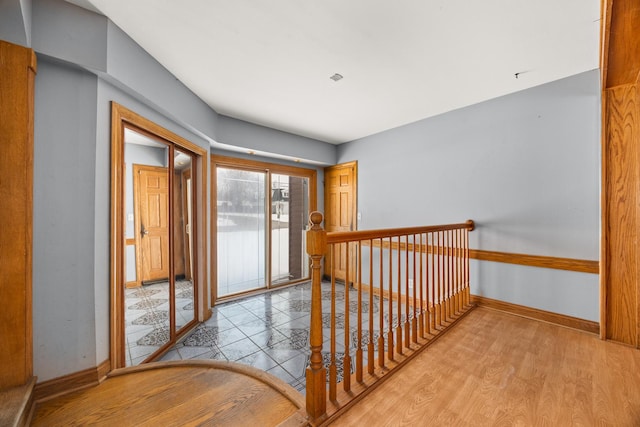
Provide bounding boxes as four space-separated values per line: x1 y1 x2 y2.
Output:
158 281 398 394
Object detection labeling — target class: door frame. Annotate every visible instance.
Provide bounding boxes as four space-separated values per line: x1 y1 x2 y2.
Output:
110 102 209 369
323 161 358 282
211 154 317 304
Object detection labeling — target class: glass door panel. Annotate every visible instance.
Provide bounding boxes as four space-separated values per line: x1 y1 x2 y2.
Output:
217 168 267 297
124 128 170 366
271 174 309 285
173 149 195 333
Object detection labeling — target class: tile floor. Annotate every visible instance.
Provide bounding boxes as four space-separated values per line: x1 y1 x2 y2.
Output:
159 281 393 393
125 279 195 366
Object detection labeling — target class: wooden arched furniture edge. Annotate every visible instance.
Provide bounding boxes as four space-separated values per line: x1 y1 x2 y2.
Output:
108 359 305 410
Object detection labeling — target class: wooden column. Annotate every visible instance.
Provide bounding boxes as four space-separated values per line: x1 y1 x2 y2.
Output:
305 212 326 420
601 0 640 346
0 40 36 389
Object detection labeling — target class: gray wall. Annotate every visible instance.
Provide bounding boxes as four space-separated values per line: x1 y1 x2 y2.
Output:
33 59 99 380
338 70 601 321
22 0 337 382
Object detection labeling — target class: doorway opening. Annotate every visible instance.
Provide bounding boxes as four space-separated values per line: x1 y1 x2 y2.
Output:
111 103 208 368
212 155 317 302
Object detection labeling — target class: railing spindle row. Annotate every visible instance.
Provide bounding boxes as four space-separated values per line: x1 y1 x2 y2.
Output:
305 214 475 423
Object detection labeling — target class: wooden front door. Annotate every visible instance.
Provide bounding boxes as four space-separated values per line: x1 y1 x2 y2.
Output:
135 165 170 283
324 161 357 281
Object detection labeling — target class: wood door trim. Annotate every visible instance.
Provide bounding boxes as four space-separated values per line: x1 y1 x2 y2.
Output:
210 154 318 305
600 0 640 345
110 102 209 369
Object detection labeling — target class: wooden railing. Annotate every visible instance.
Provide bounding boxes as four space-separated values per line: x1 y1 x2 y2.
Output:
305 212 475 424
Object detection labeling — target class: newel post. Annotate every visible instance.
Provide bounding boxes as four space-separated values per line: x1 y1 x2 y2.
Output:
306 211 327 419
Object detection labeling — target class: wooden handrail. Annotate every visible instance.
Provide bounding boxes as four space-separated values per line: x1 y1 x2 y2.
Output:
305 212 476 424
325 220 475 243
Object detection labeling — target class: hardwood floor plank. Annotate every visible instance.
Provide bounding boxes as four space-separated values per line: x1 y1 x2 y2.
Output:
331 308 640 426
32 362 302 426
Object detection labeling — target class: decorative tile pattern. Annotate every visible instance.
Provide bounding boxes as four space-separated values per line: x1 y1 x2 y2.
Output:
350 329 388 350
129 288 163 298
322 312 345 329
137 328 170 346
285 300 312 312
128 298 166 310
322 289 345 300
125 280 195 366
182 326 219 347
269 328 308 350
348 299 379 314
132 310 169 326
305 351 354 384
152 280 395 394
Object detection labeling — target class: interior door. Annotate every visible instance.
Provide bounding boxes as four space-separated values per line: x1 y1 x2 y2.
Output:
324 161 357 281
135 165 170 283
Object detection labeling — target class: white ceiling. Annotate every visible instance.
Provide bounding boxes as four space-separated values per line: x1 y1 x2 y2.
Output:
68 0 600 144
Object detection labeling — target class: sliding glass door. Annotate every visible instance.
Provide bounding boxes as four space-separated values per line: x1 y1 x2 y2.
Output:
216 168 267 296
271 174 309 285
213 157 316 300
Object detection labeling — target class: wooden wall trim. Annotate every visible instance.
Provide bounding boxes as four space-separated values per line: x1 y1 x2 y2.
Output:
0 40 36 390
469 249 599 274
471 295 600 335
33 360 110 404
601 0 640 347
359 240 598 274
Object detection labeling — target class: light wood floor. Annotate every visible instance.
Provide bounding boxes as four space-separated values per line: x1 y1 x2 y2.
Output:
32 360 305 427
332 307 640 426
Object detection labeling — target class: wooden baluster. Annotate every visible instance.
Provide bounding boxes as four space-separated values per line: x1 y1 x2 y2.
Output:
403 235 410 349
418 233 425 339
444 230 449 321
453 229 458 313
329 244 337 401
457 228 462 313
344 243 351 392
467 227 471 304
387 237 394 362
443 230 448 323
396 235 403 355
356 241 363 383
432 231 438 328
378 238 385 368
451 229 456 315
447 230 453 321
412 234 418 344
398 235 411 348
465 222 473 305
368 239 374 375
451 230 456 316
438 231 444 327
430 232 436 331
305 212 326 420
